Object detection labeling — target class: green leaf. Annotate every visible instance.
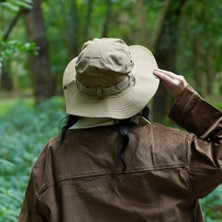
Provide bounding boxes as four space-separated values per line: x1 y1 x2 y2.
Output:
10 0 32 9
1 1 19 11
0 159 15 172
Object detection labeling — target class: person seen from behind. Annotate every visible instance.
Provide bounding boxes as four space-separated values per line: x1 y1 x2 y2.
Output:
18 38 222 222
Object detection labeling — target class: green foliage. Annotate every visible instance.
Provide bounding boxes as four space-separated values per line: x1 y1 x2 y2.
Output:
176 0 222 93
0 98 65 221
202 185 222 221
0 40 38 63
0 0 36 72
0 0 32 12
0 97 34 116
1 0 222 97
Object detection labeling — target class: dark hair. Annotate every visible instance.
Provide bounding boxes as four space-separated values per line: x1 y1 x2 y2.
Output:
115 106 150 173
59 106 150 173
59 115 81 143
115 119 131 173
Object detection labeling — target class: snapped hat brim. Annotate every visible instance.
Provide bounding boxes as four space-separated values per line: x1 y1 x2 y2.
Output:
63 45 159 119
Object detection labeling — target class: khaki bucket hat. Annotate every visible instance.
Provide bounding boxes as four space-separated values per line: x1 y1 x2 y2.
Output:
63 38 159 119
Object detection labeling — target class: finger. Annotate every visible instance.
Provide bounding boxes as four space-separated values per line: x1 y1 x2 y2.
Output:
153 70 175 84
154 68 177 80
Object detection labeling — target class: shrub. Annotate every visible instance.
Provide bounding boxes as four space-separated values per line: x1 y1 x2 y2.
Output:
0 98 65 221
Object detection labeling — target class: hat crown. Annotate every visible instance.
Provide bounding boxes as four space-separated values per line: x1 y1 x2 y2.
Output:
75 38 134 88
62 37 159 119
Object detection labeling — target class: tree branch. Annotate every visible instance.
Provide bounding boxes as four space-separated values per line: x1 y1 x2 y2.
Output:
3 10 22 41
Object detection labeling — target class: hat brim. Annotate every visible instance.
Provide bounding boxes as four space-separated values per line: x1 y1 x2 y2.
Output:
63 45 159 119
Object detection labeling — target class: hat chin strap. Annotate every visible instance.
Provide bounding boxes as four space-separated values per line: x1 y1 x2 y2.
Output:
76 66 136 98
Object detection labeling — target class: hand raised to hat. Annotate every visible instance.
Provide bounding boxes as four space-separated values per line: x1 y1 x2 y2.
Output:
153 69 188 98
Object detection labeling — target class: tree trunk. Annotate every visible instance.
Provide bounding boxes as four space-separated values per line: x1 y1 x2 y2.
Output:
1 11 22 92
135 0 148 47
69 0 79 56
83 0 95 42
152 0 188 122
102 0 112 37
1 66 13 91
206 51 214 95
192 36 206 96
24 0 54 102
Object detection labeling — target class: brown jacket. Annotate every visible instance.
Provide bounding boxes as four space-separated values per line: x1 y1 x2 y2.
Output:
18 86 222 222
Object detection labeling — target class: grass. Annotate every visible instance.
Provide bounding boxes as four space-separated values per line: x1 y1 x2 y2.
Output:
0 96 65 116
0 97 34 116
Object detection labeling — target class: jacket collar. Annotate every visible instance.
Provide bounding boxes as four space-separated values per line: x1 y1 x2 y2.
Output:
69 115 151 130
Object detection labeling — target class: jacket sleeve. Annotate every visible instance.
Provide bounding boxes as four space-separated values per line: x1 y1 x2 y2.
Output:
18 173 43 222
168 85 222 198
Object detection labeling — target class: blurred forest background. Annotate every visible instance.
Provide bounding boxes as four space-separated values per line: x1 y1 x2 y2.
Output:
0 0 222 221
